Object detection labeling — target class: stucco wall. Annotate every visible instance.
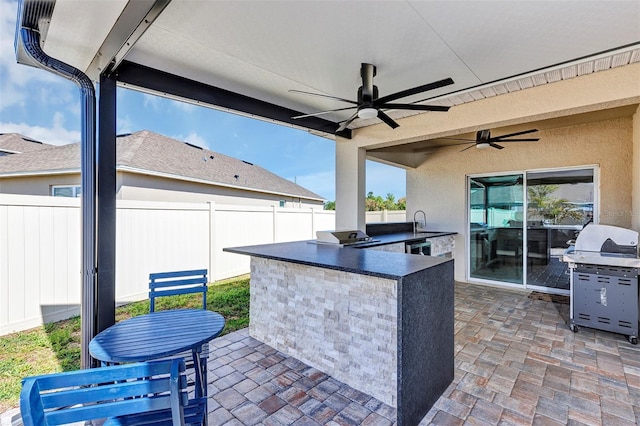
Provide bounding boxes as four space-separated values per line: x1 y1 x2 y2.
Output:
407 117 633 282
633 105 640 231
0 170 322 208
0 174 80 196
118 172 323 209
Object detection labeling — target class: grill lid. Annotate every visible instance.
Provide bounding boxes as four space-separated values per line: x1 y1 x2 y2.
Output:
316 230 373 245
574 224 638 254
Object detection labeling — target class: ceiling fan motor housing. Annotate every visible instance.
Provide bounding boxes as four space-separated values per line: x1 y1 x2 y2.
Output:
477 129 491 141
360 63 377 103
357 85 379 105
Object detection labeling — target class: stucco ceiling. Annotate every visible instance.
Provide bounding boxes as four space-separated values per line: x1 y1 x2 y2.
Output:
21 0 640 138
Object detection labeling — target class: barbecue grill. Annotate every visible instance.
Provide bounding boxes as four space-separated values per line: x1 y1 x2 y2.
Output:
562 224 640 344
315 230 375 246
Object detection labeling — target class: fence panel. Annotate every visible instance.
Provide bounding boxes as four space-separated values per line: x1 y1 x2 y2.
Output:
312 210 336 234
0 195 81 335
1 194 405 334
213 205 275 281
116 201 210 303
385 210 407 222
275 208 314 242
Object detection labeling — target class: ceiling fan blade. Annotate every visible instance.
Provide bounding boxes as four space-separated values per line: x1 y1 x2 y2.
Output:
288 89 358 105
459 143 476 152
375 77 454 105
490 129 539 139
377 110 399 129
490 138 540 142
378 103 450 112
490 143 505 150
441 137 475 142
336 111 359 133
292 106 357 119
413 140 476 152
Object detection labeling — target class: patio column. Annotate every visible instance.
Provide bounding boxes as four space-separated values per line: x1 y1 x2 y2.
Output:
633 105 640 232
95 74 117 344
335 139 366 231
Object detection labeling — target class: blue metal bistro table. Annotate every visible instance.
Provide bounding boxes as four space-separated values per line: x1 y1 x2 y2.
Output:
89 309 225 401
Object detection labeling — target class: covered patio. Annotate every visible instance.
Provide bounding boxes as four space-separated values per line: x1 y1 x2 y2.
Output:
11 0 640 424
204 281 639 425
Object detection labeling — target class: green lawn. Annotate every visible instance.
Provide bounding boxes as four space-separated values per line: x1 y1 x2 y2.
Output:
0 275 250 413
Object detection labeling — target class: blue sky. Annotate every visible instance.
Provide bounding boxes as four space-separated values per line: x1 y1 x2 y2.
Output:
0 0 405 202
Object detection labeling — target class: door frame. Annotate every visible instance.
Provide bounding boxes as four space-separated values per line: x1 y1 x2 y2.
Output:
466 165 599 293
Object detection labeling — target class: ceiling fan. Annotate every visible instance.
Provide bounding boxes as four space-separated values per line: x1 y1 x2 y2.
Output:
290 63 454 133
453 129 540 151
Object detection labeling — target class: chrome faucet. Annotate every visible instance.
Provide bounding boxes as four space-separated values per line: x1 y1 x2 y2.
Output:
413 210 426 234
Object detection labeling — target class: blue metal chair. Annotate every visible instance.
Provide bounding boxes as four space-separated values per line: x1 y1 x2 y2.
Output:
20 358 205 425
149 269 211 405
149 269 208 312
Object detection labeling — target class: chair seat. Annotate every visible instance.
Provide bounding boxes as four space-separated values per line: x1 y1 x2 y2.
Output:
106 397 206 426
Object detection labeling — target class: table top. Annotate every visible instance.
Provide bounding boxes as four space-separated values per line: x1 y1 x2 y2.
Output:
224 240 450 279
89 309 225 363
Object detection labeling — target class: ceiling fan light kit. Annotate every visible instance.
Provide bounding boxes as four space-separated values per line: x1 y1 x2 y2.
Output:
357 107 378 119
291 63 454 133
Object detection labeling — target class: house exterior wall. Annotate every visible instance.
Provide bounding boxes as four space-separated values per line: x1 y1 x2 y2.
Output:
633 106 640 231
0 173 79 196
117 171 323 208
333 63 639 284
407 118 632 282
0 170 323 208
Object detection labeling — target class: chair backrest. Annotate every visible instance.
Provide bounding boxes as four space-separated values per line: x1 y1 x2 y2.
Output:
149 269 208 312
20 359 187 426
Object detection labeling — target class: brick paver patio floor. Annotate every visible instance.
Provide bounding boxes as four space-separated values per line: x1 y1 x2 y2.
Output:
205 281 640 425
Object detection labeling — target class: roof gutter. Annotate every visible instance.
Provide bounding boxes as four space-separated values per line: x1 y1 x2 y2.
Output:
16 0 97 369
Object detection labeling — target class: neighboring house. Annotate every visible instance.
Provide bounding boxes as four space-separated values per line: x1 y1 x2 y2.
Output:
0 130 324 208
0 133 51 156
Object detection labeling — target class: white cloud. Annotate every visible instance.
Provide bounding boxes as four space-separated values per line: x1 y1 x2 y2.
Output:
0 0 74 111
173 100 197 112
142 94 162 111
0 117 80 146
117 115 134 134
183 132 207 147
173 131 208 149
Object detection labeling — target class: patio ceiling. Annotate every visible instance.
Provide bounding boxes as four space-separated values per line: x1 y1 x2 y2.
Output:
17 0 640 139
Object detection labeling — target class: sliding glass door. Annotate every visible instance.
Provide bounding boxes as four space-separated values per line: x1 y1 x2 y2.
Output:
468 167 595 292
525 169 594 291
469 174 524 286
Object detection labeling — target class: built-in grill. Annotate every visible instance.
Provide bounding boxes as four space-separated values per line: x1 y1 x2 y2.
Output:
315 230 375 246
562 224 640 344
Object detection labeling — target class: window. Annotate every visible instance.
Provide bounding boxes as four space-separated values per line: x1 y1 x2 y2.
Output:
52 185 81 197
279 200 286 208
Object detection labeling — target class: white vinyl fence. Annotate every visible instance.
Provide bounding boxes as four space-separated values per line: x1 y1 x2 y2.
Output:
1 194 404 335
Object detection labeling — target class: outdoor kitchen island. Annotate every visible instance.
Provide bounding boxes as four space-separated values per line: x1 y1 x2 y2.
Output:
224 240 454 426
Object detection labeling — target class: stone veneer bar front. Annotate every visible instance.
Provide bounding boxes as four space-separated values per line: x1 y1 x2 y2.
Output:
225 240 454 425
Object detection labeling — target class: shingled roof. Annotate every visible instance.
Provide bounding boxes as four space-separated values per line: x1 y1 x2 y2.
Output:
0 130 324 201
0 133 51 155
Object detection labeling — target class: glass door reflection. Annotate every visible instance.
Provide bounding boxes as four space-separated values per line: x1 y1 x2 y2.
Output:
525 169 594 291
469 174 524 285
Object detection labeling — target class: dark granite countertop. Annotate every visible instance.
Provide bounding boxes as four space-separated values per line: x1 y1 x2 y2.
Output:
353 231 457 248
224 240 451 280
